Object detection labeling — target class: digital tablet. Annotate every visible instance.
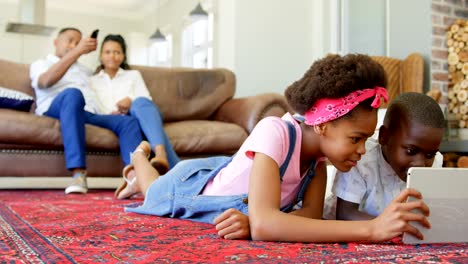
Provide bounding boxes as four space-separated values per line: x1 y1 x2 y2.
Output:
402 167 468 244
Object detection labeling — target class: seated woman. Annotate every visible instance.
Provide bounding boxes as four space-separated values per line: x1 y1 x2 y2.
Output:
90 34 179 199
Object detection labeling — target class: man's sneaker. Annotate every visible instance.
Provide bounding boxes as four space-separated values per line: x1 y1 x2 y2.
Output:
65 172 88 194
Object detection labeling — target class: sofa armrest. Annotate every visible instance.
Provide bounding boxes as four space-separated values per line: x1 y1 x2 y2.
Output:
213 93 291 133
401 52 424 93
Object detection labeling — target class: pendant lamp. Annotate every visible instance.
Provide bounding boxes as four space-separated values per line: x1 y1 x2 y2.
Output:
150 28 166 42
150 0 166 42
189 2 208 20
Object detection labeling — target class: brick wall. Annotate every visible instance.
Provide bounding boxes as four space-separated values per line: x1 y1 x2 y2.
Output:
432 0 468 103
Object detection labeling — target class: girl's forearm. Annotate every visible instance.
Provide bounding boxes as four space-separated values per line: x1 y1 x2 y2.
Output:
250 210 374 243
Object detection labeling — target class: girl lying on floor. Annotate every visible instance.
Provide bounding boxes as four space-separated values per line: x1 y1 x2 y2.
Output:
117 54 431 243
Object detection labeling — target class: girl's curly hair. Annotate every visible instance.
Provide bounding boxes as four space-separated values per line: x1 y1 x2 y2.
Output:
285 54 387 114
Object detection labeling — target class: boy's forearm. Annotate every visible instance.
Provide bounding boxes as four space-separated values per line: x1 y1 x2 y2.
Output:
290 206 322 219
37 49 82 89
336 206 374 221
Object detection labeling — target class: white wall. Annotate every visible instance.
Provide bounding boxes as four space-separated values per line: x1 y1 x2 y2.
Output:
0 3 49 63
342 0 386 56
214 0 236 71
387 0 431 91
125 32 149 65
47 9 140 68
139 0 207 67
137 0 317 97
341 0 432 90
0 0 322 99
0 1 140 68
217 0 316 97
1 1 433 94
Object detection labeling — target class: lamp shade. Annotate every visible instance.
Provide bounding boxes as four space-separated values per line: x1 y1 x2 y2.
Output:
189 3 208 20
150 28 166 42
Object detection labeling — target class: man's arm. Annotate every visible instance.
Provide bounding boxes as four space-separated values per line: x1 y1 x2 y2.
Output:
336 197 374 220
37 37 96 89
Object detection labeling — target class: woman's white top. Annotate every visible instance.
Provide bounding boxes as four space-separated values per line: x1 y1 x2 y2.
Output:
90 68 152 114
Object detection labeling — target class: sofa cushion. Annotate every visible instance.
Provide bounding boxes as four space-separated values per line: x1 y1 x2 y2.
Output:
0 109 248 156
164 120 248 156
0 59 34 96
0 109 119 151
0 87 34 112
133 65 235 122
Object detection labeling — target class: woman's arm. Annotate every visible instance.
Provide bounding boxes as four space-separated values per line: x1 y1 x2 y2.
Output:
248 153 430 243
114 71 152 114
115 97 132 114
336 198 374 220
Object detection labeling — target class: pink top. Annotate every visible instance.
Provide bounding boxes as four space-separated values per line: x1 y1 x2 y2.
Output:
202 113 310 208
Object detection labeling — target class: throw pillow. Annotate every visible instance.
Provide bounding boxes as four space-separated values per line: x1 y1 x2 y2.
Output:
0 87 34 112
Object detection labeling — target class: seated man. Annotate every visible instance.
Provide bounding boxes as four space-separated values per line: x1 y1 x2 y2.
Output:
30 27 142 194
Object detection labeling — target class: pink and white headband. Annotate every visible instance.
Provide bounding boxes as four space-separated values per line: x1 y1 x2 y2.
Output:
303 86 388 126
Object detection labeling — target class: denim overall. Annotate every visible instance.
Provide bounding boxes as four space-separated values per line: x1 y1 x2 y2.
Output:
126 121 316 224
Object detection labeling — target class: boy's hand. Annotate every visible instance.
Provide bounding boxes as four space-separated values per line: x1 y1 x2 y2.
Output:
370 188 430 241
116 97 132 114
214 208 250 239
76 37 97 55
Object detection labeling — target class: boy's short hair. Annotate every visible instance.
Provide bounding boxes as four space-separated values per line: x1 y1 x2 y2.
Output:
58 27 81 37
384 92 445 129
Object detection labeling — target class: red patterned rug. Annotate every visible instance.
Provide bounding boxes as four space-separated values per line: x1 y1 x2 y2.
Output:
0 190 467 263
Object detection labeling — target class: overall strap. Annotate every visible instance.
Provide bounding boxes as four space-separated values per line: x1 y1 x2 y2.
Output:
280 160 316 212
294 160 316 205
279 121 297 179
279 121 316 212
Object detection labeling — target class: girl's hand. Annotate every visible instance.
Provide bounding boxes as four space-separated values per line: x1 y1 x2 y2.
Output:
116 97 132 114
370 188 430 241
214 208 250 240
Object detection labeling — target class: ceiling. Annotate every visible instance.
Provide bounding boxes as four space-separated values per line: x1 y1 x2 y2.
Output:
0 0 168 21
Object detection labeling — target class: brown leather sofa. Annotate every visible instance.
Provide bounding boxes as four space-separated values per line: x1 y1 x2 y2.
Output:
0 59 291 188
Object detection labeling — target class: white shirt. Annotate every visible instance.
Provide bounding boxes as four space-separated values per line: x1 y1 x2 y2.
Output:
323 139 443 219
90 69 152 114
30 54 99 115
